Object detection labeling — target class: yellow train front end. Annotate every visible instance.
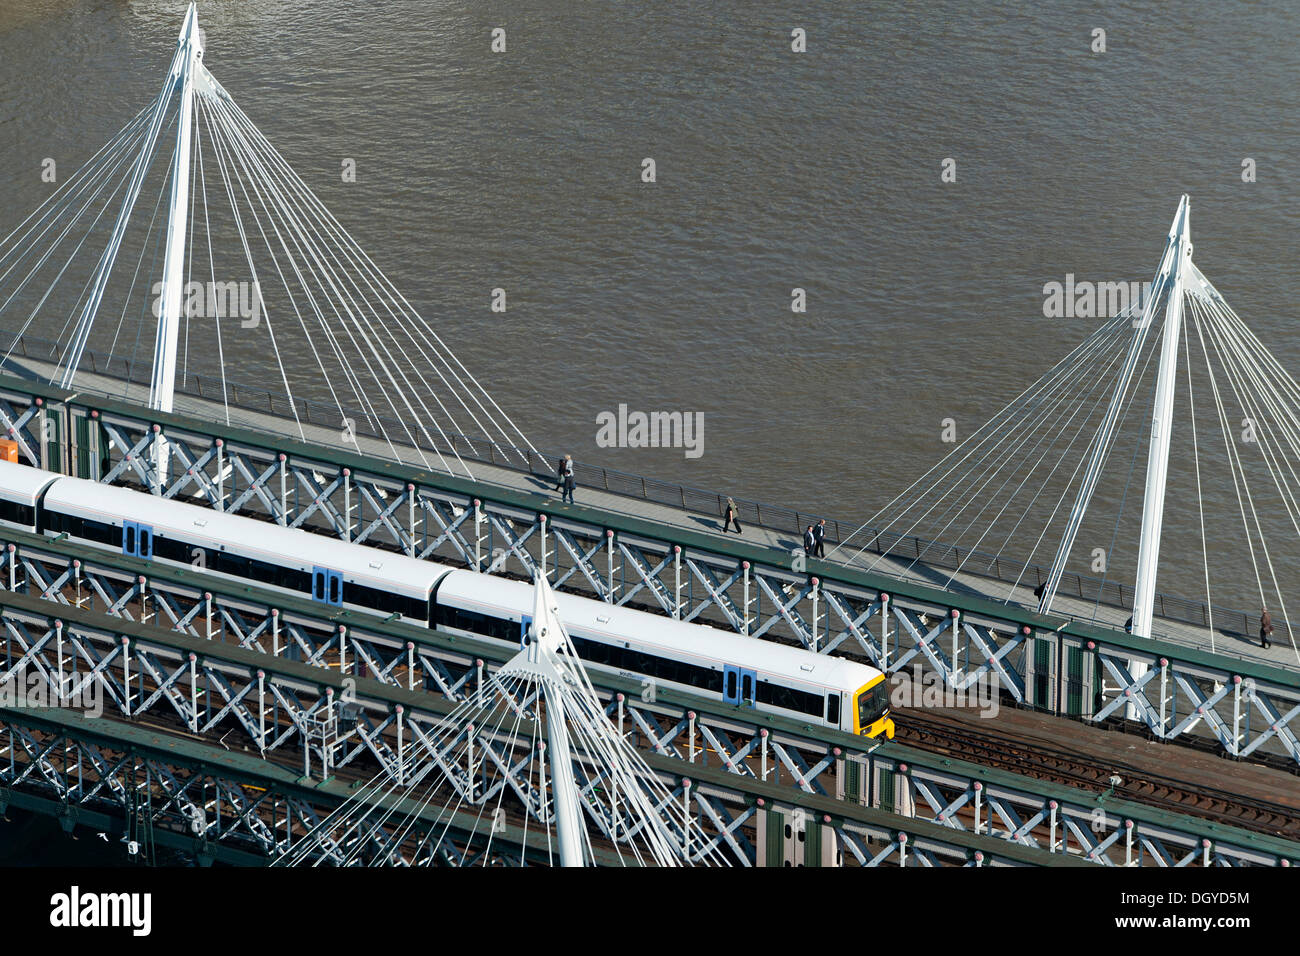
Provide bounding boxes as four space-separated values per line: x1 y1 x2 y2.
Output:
854 675 895 739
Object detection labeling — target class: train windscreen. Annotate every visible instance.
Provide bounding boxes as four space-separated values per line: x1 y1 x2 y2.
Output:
857 680 890 730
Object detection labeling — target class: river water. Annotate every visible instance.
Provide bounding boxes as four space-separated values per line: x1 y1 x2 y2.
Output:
0 0 1297 616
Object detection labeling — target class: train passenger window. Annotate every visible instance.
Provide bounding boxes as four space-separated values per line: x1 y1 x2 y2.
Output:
70 517 113 545
151 534 187 562
0 499 34 526
756 679 823 717
124 523 136 556
826 694 840 726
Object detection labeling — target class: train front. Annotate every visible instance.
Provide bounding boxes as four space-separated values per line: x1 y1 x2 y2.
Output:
856 676 894 738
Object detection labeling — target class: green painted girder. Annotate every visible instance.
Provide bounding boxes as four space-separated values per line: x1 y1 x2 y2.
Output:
0 705 626 866
4 583 1292 864
5 368 1296 691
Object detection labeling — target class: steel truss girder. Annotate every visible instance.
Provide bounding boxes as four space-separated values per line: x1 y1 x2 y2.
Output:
0 596 1083 868
1 535 1293 867
1091 644 1300 761
0 711 561 866
0 399 1266 769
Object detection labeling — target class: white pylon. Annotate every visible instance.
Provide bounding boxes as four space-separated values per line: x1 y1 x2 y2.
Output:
493 571 713 867
1125 196 1192 718
521 572 587 867
57 4 204 404
149 3 204 487
1038 197 1191 642
1132 195 1192 641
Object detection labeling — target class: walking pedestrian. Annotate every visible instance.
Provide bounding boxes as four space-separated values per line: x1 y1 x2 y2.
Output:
722 496 742 534
802 525 816 557
1261 607 1274 649
560 455 576 505
554 455 567 493
813 519 827 558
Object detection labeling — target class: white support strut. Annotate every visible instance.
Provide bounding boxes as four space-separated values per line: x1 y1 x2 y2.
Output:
524 573 587 867
1132 196 1192 641
149 3 204 482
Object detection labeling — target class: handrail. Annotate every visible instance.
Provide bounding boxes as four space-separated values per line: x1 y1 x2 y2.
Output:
0 326 1281 642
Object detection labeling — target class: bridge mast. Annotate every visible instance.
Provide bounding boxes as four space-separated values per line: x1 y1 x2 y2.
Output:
148 3 204 484
1132 195 1192 642
524 574 587 866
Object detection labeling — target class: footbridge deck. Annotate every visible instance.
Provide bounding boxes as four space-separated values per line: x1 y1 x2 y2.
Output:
0 359 1296 774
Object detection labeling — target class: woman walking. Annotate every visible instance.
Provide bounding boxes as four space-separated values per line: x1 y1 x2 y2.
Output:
722 496 742 534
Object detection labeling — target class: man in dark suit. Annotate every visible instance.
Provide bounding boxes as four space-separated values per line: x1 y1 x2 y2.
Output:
813 519 827 558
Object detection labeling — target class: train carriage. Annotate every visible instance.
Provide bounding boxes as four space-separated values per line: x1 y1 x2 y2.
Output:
432 570 893 737
23 461 449 624
0 459 893 739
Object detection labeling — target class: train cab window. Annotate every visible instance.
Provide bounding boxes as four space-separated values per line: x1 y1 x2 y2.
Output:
826 694 840 726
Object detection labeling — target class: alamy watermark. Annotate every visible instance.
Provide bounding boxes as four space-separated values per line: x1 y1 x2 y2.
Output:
49 886 151 936
151 278 263 327
0 662 104 718
595 403 704 459
890 663 999 718
1042 274 1153 320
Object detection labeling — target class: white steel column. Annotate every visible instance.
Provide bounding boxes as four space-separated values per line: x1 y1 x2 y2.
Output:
1038 198 1185 617
543 684 586 867
523 575 587 867
149 3 204 483
1132 196 1192 640
1128 196 1192 718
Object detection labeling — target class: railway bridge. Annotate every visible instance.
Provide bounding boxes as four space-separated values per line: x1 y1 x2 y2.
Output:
0 6 1297 866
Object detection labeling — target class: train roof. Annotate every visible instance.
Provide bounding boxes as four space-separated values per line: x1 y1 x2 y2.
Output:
41 473 451 594
0 459 61 501
436 569 883 691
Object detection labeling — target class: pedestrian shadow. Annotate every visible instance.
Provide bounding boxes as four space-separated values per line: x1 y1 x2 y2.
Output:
688 515 727 533
1221 630 1270 654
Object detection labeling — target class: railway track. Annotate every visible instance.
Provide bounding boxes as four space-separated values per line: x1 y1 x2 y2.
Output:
895 709 1300 841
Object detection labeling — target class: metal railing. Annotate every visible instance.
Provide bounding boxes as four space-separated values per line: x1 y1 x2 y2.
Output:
0 327 1279 642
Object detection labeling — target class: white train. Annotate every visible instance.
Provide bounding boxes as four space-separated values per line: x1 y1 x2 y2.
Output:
0 459 894 739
